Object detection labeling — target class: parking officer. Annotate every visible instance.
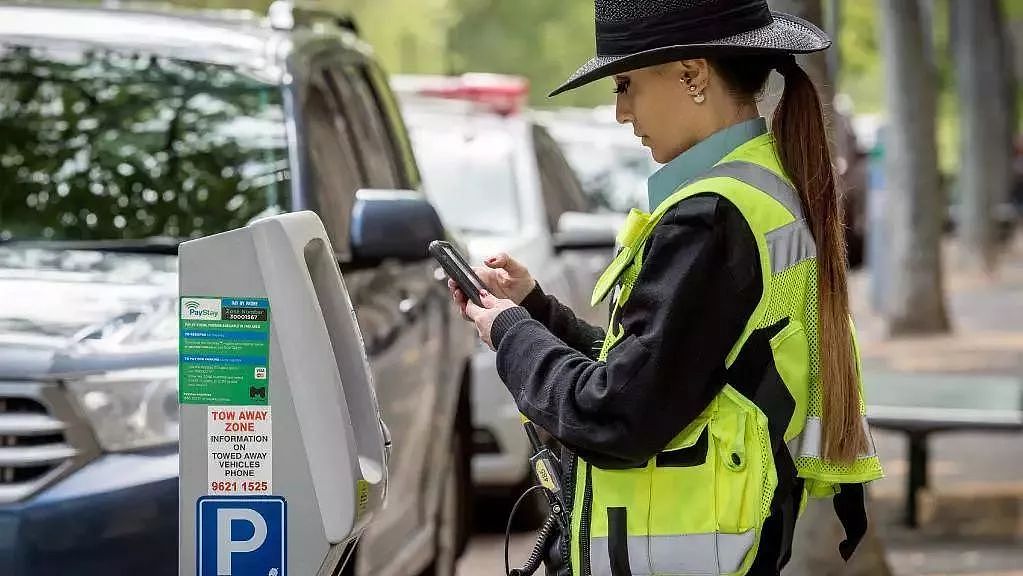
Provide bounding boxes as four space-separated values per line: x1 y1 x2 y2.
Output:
450 0 884 574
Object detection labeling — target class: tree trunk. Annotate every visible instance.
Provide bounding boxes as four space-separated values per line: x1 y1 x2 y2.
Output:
764 1 833 119
877 0 949 335
824 0 841 87
786 498 892 576
952 0 1012 271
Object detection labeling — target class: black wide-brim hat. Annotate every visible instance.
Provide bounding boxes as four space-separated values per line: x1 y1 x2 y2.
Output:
550 0 831 97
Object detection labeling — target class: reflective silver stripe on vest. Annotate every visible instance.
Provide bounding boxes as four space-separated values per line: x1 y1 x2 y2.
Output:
699 160 805 219
765 219 817 273
589 530 755 576
698 161 815 272
795 416 877 460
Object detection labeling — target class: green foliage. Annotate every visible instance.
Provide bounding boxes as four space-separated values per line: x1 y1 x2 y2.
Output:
0 44 289 241
444 0 612 107
344 0 455 75
836 0 879 89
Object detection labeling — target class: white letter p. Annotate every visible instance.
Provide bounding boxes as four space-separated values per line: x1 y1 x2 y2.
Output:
216 508 268 575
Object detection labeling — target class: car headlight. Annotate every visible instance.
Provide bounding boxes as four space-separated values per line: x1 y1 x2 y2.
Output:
67 367 179 452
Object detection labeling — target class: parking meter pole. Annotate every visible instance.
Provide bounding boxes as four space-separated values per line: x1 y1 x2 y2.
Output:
179 212 387 576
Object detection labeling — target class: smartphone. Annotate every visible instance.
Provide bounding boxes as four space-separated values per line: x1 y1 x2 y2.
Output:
429 240 486 307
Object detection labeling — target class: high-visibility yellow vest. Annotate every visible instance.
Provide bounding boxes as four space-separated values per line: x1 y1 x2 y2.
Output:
571 133 883 576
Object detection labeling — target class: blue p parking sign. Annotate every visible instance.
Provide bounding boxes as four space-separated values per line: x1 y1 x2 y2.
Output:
197 496 286 576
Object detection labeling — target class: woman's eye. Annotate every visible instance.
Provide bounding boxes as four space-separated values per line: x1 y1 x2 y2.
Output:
613 80 629 94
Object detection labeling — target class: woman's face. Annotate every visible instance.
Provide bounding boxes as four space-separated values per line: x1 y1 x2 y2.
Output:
614 60 715 164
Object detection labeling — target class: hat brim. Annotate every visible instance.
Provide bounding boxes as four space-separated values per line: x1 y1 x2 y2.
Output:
549 12 830 97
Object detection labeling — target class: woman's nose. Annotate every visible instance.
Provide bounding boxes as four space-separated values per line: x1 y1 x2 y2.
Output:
615 95 633 125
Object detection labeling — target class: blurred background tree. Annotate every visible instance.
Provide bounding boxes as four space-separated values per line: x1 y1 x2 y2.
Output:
952 0 1015 271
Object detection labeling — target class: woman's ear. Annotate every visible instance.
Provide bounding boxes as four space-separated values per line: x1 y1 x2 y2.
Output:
679 59 710 95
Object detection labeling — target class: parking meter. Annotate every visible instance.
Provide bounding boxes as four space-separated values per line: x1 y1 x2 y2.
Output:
178 211 388 576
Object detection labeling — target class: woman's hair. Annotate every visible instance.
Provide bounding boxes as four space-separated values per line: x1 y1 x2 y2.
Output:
710 54 868 463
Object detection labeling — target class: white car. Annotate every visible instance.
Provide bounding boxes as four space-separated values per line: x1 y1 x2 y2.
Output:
394 75 622 513
535 106 660 214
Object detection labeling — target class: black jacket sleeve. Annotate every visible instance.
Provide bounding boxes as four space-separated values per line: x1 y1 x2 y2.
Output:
517 284 606 360
489 194 761 468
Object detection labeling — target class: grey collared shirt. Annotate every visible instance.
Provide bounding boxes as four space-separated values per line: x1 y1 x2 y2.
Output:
647 117 768 210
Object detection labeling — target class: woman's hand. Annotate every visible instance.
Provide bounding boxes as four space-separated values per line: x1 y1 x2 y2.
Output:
447 283 516 350
472 252 536 305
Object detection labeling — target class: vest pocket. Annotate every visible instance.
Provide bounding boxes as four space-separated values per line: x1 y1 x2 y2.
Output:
769 319 809 441
712 388 773 533
649 417 717 537
587 464 652 575
713 387 778 574
646 402 769 575
655 425 709 467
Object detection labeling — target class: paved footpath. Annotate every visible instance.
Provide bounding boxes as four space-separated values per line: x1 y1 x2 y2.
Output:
856 236 1023 574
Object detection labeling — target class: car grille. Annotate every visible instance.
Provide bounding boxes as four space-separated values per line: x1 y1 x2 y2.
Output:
0 382 98 503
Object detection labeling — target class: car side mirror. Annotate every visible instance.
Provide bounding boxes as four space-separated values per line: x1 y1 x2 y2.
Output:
553 211 624 253
350 189 445 263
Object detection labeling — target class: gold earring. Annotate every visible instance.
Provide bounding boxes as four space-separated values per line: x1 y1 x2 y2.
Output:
694 91 706 104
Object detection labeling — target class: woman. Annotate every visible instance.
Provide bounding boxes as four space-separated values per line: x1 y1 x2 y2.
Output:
450 1 883 574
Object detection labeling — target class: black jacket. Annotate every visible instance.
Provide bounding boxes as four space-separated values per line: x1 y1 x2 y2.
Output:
490 193 761 468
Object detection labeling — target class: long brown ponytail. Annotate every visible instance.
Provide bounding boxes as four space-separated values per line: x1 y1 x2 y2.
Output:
772 58 867 463
710 54 867 463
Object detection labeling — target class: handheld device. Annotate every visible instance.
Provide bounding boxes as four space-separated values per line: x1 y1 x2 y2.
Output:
524 422 567 528
429 240 486 307
506 420 569 576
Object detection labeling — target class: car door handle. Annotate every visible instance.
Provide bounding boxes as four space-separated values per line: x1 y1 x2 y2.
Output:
398 296 419 319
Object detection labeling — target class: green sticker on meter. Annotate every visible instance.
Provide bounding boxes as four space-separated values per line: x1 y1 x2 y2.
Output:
179 297 271 405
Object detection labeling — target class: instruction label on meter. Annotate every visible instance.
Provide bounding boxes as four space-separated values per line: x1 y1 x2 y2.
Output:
179 297 270 405
208 406 272 495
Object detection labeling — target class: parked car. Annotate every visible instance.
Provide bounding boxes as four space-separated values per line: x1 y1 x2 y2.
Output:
535 106 658 213
0 4 473 576
392 74 620 515
832 97 868 268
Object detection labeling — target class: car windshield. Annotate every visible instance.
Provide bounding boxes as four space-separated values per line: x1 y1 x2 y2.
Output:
0 43 290 244
406 118 521 236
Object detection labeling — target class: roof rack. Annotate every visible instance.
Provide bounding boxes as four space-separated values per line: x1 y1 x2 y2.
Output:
267 1 357 33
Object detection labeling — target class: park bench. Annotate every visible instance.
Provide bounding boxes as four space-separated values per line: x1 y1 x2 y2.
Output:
863 371 1023 527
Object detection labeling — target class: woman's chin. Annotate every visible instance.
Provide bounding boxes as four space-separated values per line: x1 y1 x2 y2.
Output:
650 143 686 164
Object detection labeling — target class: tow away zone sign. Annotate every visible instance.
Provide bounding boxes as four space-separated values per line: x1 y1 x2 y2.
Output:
208 406 272 495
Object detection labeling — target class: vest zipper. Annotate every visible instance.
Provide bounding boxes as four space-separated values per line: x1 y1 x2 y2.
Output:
560 449 576 572
580 463 593 576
